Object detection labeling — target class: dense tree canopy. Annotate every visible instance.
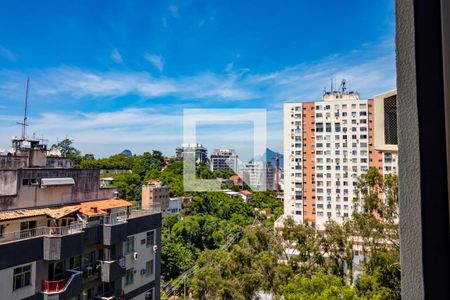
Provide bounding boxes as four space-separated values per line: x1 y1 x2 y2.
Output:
162 167 400 300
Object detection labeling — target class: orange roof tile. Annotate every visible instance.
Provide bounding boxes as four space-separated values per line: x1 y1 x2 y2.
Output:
146 179 161 184
0 199 132 221
0 206 80 221
76 199 132 217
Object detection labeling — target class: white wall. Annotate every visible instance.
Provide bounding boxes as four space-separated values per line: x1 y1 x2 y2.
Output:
0 261 37 300
122 230 156 295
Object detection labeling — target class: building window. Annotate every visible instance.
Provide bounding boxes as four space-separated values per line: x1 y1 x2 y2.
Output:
124 236 135 254
69 255 81 270
384 95 398 144
316 123 324 132
125 269 134 286
146 231 155 248
13 264 31 290
335 123 341 132
145 260 154 277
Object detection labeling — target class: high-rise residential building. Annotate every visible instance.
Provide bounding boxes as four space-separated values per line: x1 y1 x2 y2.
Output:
175 144 208 163
243 161 275 191
373 90 398 175
0 137 161 300
278 89 398 229
210 149 238 172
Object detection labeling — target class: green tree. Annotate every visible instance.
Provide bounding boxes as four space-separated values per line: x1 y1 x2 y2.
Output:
50 138 80 157
161 239 196 279
111 172 142 202
132 151 164 178
281 272 363 300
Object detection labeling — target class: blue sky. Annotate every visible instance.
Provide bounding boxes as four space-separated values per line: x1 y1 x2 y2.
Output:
0 0 396 159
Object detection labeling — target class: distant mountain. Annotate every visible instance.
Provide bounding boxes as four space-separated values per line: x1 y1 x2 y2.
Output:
265 148 284 169
251 148 284 168
121 149 133 157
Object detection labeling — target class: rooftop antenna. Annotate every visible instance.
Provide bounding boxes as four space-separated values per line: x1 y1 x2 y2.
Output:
16 77 30 140
330 75 334 92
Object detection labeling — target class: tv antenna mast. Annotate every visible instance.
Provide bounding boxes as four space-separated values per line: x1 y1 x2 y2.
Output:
16 78 30 140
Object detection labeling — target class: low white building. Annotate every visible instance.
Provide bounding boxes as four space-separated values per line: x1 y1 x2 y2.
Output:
162 197 182 216
100 177 114 187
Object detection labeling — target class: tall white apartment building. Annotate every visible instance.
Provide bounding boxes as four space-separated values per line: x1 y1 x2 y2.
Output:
279 89 398 229
243 161 275 191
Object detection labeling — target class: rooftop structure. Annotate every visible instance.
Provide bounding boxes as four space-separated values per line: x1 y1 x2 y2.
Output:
175 143 208 163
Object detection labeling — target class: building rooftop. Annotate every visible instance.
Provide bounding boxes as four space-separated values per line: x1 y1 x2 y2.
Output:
0 206 80 221
77 198 132 217
0 198 132 221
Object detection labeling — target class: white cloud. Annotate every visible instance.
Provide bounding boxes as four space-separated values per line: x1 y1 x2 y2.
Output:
111 49 123 64
0 38 396 157
0 45 16 62
144 53 164 72
0 38 396 106
0 107 273 160
0 66 255 101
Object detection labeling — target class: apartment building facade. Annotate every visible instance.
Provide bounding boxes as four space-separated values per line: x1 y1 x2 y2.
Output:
210 149 238 172
0 138 161 300
280 90 398 229
142 180 170 212
175 144 208 163
242 161 275 191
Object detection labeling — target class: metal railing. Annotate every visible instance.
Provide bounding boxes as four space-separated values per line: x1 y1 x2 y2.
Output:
129 202 161 219
42 278 67 293
102 210 128 225
0 222 83 244
41 270 82 295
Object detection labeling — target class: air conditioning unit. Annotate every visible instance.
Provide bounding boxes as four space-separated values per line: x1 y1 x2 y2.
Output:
133 252 138 260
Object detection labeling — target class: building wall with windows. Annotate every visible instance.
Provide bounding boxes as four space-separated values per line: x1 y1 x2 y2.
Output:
281 91 398 229
210 149 238 172
0 262 37 300
122 229 157 299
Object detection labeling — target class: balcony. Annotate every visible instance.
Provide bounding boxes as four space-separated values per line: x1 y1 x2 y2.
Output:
43 223 84 261
41 270 82 300
102 210 128 246
0 223 83 247
82 263 101 282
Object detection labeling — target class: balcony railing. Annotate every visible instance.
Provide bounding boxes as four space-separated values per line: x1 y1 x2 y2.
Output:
41 269 82 295
0 204 160 245
0 222 83 245
103 210 128 225
129 202 161 219
42 278 67 293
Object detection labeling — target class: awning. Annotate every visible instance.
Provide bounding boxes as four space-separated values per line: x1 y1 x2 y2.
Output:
41 177 75 187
